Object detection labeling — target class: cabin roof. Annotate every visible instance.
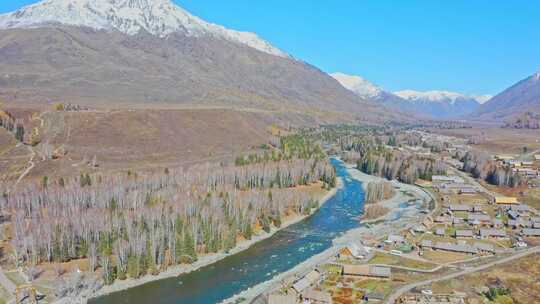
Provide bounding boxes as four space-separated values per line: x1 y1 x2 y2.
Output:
268 294 297 304
342 264 391 278
522 228 540 236
302 289 332 303
455 230 474 237
479 229 507 237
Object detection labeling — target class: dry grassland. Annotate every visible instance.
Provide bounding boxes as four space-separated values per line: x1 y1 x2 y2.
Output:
430 253 540 304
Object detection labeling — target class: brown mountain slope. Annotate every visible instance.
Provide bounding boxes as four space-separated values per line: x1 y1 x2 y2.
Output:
471 71 540 121
0 26 399 123
9 107 373 181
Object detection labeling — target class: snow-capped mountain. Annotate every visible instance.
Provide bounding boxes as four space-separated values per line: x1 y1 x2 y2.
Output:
0 0 286 57
330 72 414 115
394 90 486 105
393 90 484 118
332 72 487 119
330 73 383 99
0 1 398 121
475 95 493 104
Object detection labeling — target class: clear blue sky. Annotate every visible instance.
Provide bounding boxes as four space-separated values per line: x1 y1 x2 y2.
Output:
2 1 539 95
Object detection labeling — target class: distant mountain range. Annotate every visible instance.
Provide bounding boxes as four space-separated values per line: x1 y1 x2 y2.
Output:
331 72 489 119
471 71 540 121
0 0 401 123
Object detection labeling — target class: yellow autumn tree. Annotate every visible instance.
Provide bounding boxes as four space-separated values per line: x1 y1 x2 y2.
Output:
53 103 65 111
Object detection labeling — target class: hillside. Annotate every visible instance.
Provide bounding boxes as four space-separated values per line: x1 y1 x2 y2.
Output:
502 112 540 129
0 0 398 123
472 71 540 121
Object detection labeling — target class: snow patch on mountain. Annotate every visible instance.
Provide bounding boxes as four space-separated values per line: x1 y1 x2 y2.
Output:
474 95 493 104
0 0 287 57
330 72 383 99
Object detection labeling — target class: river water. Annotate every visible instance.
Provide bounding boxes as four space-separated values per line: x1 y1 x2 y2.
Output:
90 158 365 304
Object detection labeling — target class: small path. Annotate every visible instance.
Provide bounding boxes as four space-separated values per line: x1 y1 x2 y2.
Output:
384 246 540 304
446 165 489 195
10 144 35 193
6 110 51 193
370 263 445 273
523 148 540 160
0 266 17 303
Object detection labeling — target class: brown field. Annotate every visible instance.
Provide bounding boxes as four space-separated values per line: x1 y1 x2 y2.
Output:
0 129 31 183
433 127 540 155
421 250 471 264
0 128 16 154
322 273 396 304
445 193 489 205
521 188 540 210
368 252 438 270
429 253 540 304
1 106 330 183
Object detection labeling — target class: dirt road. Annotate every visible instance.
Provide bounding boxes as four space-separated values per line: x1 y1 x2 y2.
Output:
0 267 17 303
385 246 540 304
11 144 35 192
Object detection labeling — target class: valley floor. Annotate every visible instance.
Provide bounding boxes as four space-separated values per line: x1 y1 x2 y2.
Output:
242 154 540 304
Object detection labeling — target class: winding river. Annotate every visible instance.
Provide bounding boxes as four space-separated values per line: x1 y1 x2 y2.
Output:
91 158 365 304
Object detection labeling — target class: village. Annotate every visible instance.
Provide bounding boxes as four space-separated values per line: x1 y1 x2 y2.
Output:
260 131 540 304
407 130 540 189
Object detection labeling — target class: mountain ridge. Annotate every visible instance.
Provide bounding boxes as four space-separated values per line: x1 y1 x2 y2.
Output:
331 72 486 119
0 0 287 57
0 28 401 123
329 73 383 98
472 70 540 121
394 89 487 105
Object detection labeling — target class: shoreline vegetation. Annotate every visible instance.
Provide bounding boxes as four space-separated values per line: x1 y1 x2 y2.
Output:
81 181 340 304
361 180 395 220
222 161 434 304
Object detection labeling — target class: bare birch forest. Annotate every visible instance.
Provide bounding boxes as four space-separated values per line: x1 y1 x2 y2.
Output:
365 181 395 204
0 138 335 284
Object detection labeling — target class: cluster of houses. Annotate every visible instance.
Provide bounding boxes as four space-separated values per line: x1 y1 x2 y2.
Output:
338 242 392 280
420 239 497 255
267 269 332 304
398 293 465 304
342 264 392 280
338 242 372 260
265 150 540 304
437 201 540 237
431 175 478 195
266 240 392 304
416 196 540 255
55 103 90 112
268 263 392 304
502 204 540 237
